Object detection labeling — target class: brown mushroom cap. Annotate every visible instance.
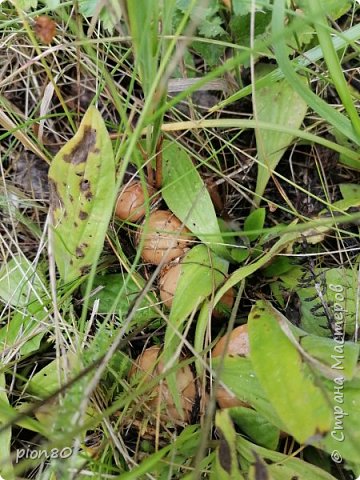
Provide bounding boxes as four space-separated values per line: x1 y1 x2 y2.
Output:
212 324 250 408
138 210 191 265
159 262 182 308
115 181 156 222
129 346 196 424
212 324 249 358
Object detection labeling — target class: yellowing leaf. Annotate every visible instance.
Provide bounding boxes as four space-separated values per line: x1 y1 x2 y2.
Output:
48 106 115 283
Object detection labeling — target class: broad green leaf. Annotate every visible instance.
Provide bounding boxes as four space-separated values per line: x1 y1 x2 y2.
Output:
296 0 352 20
300 335 359 381
339 183 360 202
162 140 229 258
0 256 48 358
237 435 338 480
81 273 158 323
168 244 228 325
27 353 78 398
215 410 245 480
229 406 280 450
212 356 285 430
254 64 308 204
248 300 332 443
243 208 266 241
0 373 14 479
0 304 46 359
316 379 360 462
48 106 115 284
164 244 228 412
0 255 46 307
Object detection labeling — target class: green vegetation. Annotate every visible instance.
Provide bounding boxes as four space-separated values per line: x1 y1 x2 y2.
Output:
1 0 360 478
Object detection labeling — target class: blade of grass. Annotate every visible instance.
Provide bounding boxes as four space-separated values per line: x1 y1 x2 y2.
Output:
272 0 360 146
157 118 360 165
305 0 360 136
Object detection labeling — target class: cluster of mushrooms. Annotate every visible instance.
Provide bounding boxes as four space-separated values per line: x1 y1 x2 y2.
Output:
115 179 249 424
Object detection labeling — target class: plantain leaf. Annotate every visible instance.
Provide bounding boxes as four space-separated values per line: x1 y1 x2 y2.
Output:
48 106 115 283
254 64 308 204
161 140 229 259
248 300 332 443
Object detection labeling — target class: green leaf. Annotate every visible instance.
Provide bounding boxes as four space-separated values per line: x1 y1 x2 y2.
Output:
212 356 285 429
45 0 60 8
237 433 338 480
254 64 308 204
297 0 352 21
333 129 360 171
272 0 360 149
48 106 115 284
232 0 270 16
229 11 272 64
26 352 79 398
297 267 358 336
0 255 46 307
0 304 46 359
230 247 249 263
0 256 48 358
316 379 360 462
162 140 229 258
17 0 37 9
164 244 228 412
82 273 158 323
215 410 245 480
248 300 332 443
243 208 266 241
339 183 360 202
229 406 280 450
0 374 14 479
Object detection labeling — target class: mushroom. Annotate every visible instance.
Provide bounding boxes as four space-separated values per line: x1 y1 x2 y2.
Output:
137 210 191 265
212 324 250 408
129 346 196 424
159 261 182 308
115 181 156 222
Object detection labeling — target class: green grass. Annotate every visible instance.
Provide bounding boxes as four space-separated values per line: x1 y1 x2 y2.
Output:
0 0 360 478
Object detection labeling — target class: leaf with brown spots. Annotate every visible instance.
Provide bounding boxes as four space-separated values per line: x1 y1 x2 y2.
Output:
48 106 115 283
